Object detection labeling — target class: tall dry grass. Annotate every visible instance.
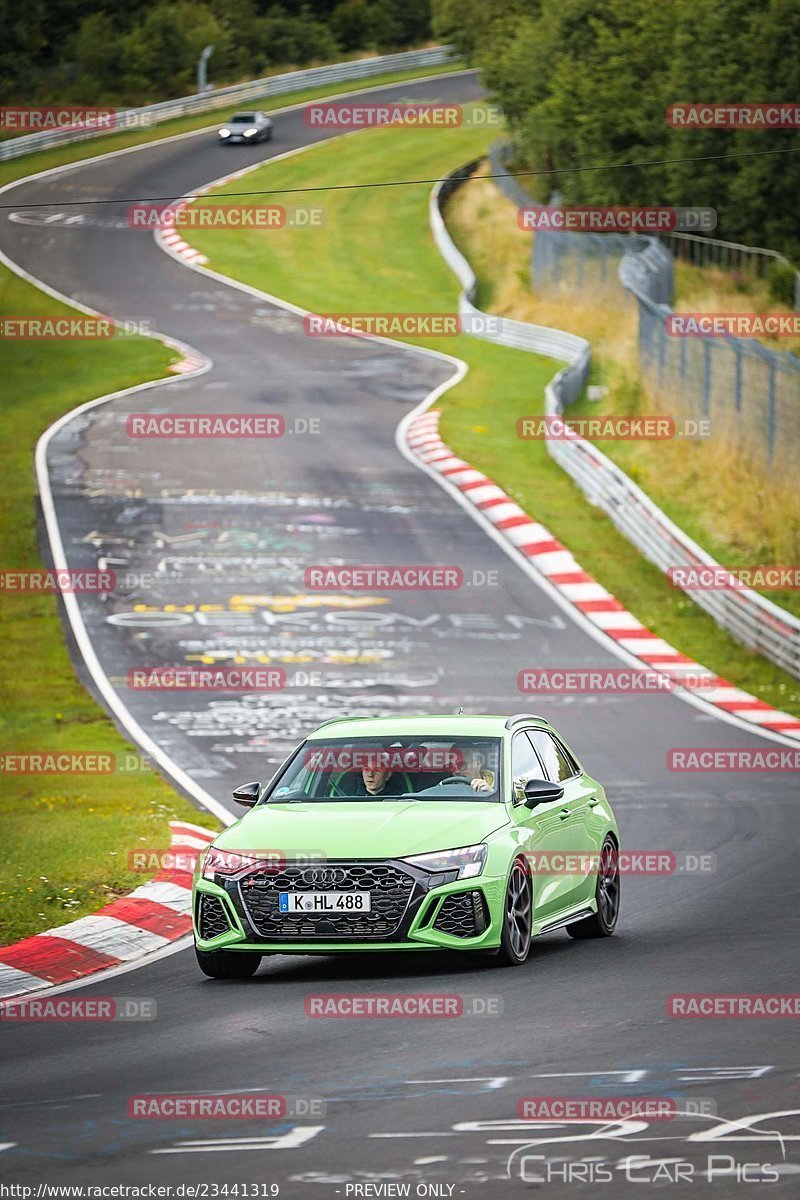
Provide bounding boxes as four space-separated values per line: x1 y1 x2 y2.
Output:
445 164 800 575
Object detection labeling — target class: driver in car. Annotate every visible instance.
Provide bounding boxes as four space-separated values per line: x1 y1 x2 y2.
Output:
420 746 493 793
452 746 494 793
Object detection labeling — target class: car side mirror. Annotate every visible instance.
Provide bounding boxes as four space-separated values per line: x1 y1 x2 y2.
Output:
523 777 564 808
232 781 261 807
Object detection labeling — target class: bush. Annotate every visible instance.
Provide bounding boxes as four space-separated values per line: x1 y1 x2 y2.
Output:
767 261 798 309
258 4 341 68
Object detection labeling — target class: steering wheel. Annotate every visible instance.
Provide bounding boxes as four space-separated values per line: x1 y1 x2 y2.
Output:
436 775 469 786
327 776 351 798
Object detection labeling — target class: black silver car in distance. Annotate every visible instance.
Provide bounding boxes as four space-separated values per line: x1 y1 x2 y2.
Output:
218 112 273 144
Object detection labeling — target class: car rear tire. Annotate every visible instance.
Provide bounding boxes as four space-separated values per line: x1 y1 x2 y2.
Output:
195 944 262 979
567 837 620 939
494 858 532 966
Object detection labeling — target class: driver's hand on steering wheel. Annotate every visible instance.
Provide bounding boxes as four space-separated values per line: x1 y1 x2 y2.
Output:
471 777 491 793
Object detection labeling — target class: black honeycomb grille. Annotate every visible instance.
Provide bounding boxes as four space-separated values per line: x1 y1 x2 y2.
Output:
239 862 414 940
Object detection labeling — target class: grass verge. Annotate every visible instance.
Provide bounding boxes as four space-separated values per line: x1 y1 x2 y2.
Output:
0 267 221 947
186 118 800 718
0 62 469 947
673 262 800 356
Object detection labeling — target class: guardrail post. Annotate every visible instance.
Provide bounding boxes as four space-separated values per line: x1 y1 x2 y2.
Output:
197 45 214 94
702 340 712 418
767 360 777 462
734 343 743 413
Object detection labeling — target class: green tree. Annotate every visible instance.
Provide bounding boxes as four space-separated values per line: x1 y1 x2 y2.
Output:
330 0 374 52
725 0 800 259
394 0 431 46
439 0 800 259
257 3 340 67
208 0 261 79
120 1 225 98
664 0 757 235
518 0 676 206
432 0 522 62
0 0 48 101
69 12 125 102
368 1 402 53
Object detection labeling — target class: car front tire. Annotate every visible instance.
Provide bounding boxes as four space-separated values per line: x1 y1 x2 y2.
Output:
567 836 620 939
195 944 262 979
494 858 533 966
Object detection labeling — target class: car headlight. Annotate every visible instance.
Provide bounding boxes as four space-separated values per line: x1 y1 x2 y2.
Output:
243 128 257 137
219 129 230 137
201 847 260 880
402 844 487 880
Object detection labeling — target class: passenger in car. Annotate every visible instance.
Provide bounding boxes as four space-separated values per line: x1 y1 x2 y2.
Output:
340 766 410 797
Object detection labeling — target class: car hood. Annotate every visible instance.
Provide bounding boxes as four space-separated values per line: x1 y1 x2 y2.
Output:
214 800 509 859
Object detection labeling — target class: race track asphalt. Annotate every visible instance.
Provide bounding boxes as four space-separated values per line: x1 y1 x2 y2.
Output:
0 71 798 1195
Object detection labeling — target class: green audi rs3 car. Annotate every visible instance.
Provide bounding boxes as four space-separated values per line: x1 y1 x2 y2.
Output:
193 713 621 978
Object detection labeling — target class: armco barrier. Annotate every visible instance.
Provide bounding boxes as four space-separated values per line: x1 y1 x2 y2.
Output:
492 140 800 471
432 161 800 679
434 161 591 406
659 231 800 312
0 46 455 162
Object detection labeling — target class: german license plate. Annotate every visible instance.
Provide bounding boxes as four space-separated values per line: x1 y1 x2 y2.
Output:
279 891 372 913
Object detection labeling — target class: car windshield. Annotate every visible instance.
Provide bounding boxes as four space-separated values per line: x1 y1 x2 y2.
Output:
230 114 255 124
264 736 502 803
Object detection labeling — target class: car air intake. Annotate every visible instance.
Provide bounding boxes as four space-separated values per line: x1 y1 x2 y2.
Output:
198 894 231 940
434 891 488 938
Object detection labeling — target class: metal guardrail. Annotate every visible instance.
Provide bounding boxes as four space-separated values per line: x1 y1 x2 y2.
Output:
489 142 800 310
490 141 800 471
0 46 456 162
431 160 800 679
658 231 800 311
434 161 591 405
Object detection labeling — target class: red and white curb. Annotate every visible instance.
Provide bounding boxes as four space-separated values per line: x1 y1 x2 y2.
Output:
156 169 254 270
158 199 209 267
0 822 215 1002
405 409 800 740
169 348 209 375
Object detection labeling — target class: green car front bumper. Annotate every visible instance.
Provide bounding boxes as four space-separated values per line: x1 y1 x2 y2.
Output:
193 861 508 954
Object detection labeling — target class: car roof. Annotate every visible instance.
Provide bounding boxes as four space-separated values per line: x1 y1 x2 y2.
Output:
306 714 549 740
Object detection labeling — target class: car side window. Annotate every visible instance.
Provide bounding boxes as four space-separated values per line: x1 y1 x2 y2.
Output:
510 731 546 803
528 730 577 783
554 735 581 778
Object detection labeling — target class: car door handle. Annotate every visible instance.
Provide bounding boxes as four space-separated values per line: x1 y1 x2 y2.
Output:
559 808 572 820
